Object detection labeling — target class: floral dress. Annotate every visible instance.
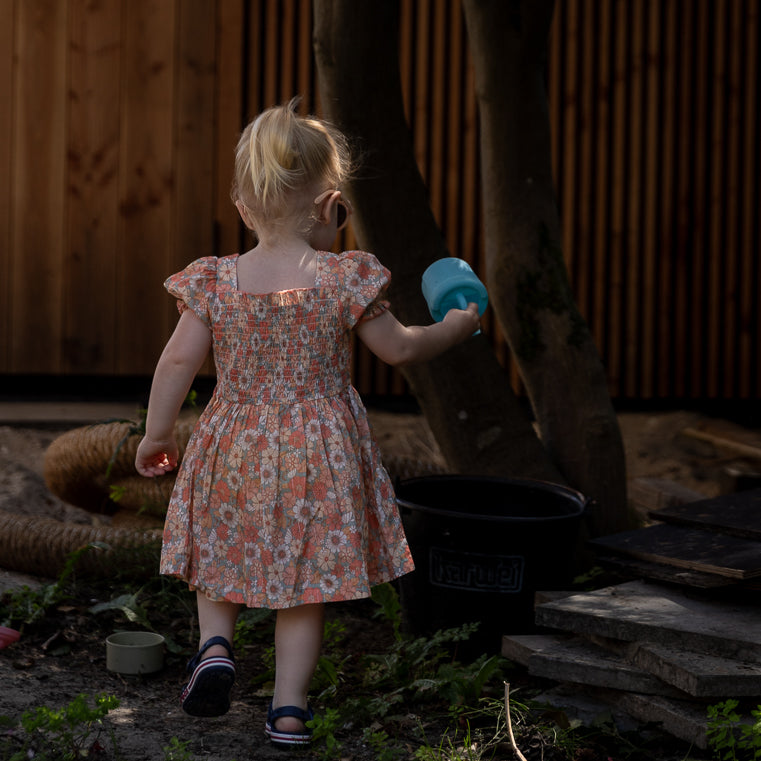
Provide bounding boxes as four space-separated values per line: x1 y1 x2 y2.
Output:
159 251 415 608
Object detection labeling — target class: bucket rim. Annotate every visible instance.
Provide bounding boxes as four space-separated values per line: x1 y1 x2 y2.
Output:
395 474 588 523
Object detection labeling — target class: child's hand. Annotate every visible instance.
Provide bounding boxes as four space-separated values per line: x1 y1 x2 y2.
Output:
135 436 178 477
442 301 481 342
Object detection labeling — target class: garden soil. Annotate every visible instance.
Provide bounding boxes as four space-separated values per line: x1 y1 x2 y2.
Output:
0 408 742 760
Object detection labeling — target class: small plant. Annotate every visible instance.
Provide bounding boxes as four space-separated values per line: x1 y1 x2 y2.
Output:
362 726 405 761
371 582 403 641
357 622 499 713
90 591 154 630
308 707 344 761
414 722 484 761
2 692 121 760
88 575 198 654
233 607 274 649
163 735 195 761
707 699 761 760
1 543 103 628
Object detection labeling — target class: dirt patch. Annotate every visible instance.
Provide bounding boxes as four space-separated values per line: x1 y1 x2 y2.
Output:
0 408 745 760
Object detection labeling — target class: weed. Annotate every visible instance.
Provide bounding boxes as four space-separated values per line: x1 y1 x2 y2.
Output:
305 588 510 758
371 582 403 641
308 707 344 761
356 622 503 715
414 722 488 761
1 543 102 629
361 726 405 761
0 692 121 761
88 576 196 654
707 699 761 760
233 607 274 649
163 735 195 760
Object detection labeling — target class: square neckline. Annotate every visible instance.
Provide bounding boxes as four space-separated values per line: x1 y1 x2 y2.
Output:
232 251 329 296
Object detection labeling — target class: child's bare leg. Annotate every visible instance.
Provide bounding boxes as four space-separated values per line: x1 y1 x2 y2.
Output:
272 603 324 731
196 591 241 655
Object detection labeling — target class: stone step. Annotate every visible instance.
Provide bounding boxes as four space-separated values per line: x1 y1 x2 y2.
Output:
630 641 761 698
502 633 687 698
534 580 761 663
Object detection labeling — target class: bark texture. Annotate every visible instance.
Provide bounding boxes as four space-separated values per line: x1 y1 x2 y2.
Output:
461 0 628 535
313 0 560 483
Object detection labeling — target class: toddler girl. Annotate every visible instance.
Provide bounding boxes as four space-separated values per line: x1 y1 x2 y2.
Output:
135 99 479 748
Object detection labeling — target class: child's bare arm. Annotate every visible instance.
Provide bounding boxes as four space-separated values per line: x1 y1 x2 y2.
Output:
135 309 211 477
355 304 479 367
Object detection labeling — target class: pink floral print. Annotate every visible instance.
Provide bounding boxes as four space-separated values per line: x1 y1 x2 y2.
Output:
159 251 415 608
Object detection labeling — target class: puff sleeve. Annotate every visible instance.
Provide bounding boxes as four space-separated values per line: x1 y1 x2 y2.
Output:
163 257 219 327
341 251 391 328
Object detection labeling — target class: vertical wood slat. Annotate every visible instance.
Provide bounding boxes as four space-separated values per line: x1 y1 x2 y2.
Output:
171 0 217 377
115 0 176 374
11 0 68 372
592 1 613 390
1 0 760 404
64 0 121 374
740 0 760 399
173 0 216 274
721 0 742 398
214 0 245 260
641 0 659 398
656 1 676 398
0 0 16 371
707 0 726 399
691 2 711 398
674 0 696 398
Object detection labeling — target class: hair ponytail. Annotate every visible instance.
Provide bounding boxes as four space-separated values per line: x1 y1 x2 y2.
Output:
231 98 351 221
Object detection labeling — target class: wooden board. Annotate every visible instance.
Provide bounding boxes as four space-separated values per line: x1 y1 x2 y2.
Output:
595 554 740 589
682 423 761 462
650 488 761 541
589 523 761 579
628 477 706 514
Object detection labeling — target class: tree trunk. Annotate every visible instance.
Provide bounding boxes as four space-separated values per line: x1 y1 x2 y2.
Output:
313 0 560 482
461 0 629 536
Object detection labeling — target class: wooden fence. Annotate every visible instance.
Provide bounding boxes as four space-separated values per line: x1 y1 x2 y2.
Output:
1 0 759 402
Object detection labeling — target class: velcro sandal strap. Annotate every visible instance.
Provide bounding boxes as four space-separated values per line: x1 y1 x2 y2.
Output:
268 704 313 724
187 635 235 673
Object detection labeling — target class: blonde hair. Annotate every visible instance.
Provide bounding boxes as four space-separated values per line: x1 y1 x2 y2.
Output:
231 98 352 228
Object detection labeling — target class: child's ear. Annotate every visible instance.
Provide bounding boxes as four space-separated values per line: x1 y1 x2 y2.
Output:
314 190 340 226
235 201 254 230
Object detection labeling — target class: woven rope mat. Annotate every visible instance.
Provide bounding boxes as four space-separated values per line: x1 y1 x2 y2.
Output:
0 435 445 579
0 510 162 579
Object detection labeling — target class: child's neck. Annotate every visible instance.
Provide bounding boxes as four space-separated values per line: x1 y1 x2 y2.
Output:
238 238 318 293
254 228 314 257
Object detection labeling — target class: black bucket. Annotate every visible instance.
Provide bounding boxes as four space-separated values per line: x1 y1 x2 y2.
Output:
396 476 587 655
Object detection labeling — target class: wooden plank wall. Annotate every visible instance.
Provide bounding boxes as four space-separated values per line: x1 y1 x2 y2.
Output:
551 0 761 401
0 0 759 402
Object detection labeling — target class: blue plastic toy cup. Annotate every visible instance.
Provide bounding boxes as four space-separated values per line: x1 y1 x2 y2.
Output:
421 258 488 327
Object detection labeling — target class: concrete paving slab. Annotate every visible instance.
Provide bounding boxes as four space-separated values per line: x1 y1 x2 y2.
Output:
503 633 687 698
535 580 761 663
614 692 711 749
631 641 761 697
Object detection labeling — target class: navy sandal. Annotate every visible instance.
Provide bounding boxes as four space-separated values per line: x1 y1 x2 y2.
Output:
181 636 236 717
264 703 315 748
